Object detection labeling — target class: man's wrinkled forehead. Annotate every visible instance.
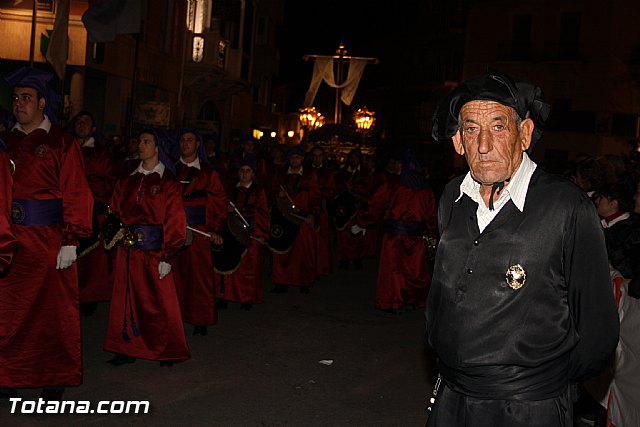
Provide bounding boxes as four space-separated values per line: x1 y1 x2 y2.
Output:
459 100 518 122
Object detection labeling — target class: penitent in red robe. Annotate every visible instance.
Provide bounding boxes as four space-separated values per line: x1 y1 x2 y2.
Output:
173 160 227 326
103 163 189 362
0 151 17 272
357 180 437 310
215 182 270 303
77 142 117 303
271 169 320 287
0 124 93 388
314 165 337 277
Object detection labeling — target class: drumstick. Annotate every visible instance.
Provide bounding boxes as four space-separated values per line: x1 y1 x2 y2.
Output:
279 185 297 209
187 226 212 238
229 201 251 228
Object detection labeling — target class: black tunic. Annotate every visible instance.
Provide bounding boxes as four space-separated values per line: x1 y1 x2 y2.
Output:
425 168 619 426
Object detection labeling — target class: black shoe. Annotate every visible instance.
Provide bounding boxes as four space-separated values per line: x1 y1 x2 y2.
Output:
299 286 310 294
160 361 174 367
353 259 364 270
338 260 350 270
270 285 288 294
216 299 228 310
0 388 17 399
193 325 208 336
80 302 98 317
107 354 136 366
240 303 252 311
39 388 64 401
381 308 402 316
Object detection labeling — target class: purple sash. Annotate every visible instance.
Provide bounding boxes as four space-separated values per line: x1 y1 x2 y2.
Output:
127 225 163 250
12 198 63 226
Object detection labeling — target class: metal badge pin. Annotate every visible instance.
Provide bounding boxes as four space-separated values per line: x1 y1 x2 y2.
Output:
505 264 526 290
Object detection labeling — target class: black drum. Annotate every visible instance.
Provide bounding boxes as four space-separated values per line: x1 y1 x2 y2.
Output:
265 202 300 254
330 191 357 230
212 214 250 274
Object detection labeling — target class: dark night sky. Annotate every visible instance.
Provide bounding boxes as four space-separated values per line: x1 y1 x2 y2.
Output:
276 0 405 110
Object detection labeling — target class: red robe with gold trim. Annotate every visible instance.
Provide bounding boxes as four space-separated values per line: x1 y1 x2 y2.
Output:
77 143 117 303
271 169 320 287
0 125 93 388
173 160 227 326
103 164 189 362
215 182 269 303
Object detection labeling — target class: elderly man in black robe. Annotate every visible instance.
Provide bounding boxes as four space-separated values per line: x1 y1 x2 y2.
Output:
425 71 619 426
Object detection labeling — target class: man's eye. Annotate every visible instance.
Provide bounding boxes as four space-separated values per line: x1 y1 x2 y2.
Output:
465 126 478 133
493 125 505 131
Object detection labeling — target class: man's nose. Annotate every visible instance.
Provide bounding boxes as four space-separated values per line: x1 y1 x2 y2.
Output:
477 129 493 154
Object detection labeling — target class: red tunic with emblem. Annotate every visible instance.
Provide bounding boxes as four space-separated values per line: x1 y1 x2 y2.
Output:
215 182 269 303
334 166 376 262
103 163 189 362
357 180 437 310
271 169 320 287
313 164 337 276
0 125 93 388
173 160 227 326
77 142 117 303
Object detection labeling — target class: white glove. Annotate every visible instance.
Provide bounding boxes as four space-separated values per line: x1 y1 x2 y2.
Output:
158 261 172 279
56 245 78 269
351 224 366 236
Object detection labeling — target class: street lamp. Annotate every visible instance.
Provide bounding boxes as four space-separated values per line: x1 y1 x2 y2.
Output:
299 107 322 143
353 107 375 145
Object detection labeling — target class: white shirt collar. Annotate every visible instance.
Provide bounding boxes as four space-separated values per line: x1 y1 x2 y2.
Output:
455 152 537 213
180 156 201 170
287 166 303 175
131 161 165 177
80 136 95 148
13 115 52 134
236 181 253 189
601 212 631 228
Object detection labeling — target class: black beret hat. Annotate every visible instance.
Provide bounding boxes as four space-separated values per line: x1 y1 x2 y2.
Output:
432 71 551 150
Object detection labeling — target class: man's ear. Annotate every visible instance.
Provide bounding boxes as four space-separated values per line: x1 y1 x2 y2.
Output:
38 97 46 111
519 118 535 151
452 130 465 156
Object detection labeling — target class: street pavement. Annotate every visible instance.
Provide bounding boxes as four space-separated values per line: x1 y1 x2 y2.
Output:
0 257 436 426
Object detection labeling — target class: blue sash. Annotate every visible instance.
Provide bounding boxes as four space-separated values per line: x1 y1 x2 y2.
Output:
384 219 426 237
12 198 63 226
127 225 163 250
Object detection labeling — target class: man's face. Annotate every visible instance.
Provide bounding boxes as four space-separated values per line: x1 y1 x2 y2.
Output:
12 87 44 127
595 195 618 218
289 153 304 168
452 100 533 186
74 114 95 139
312 149 324 167
180 132 199 159
238 165 254 184
138 133 158 161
